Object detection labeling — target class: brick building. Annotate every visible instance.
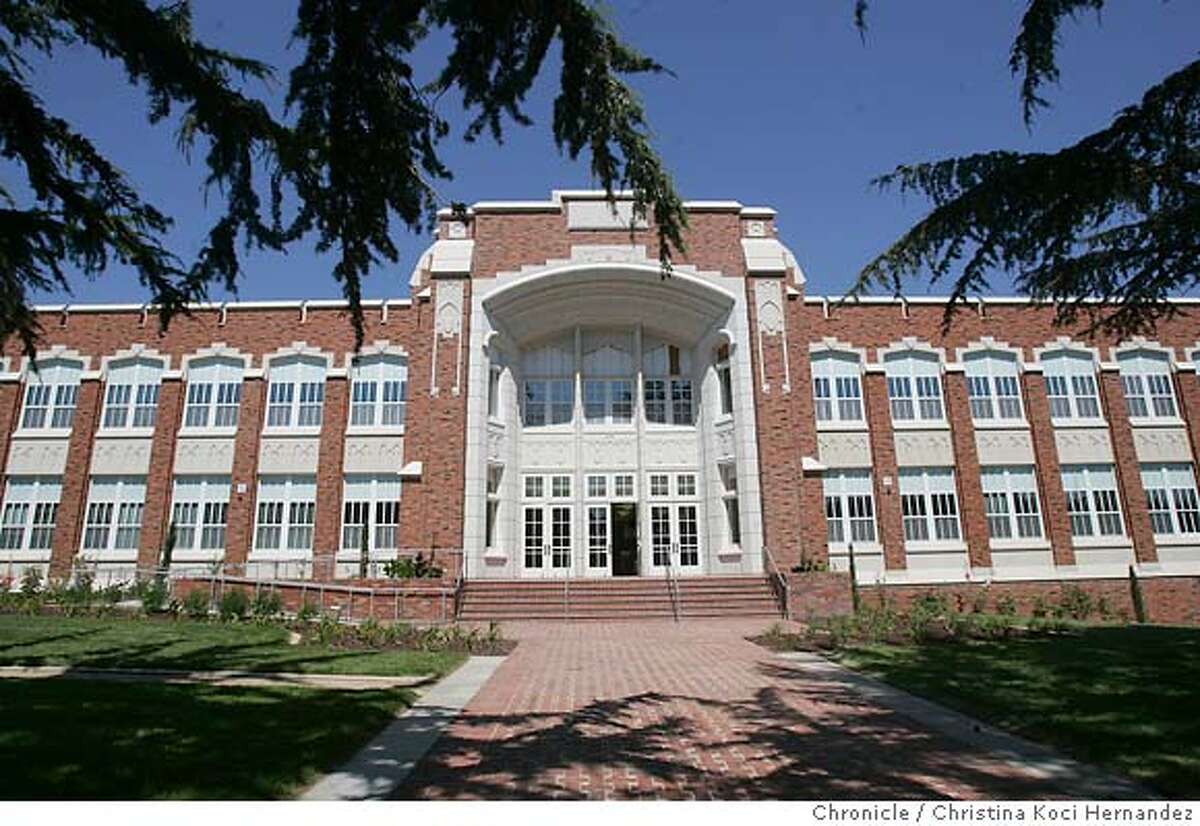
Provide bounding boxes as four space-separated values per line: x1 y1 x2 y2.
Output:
2 190 1199 619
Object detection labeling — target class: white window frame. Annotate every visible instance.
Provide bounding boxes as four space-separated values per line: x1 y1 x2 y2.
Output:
1061 464 1125 539
899 468 961 545
1117 348 1178 422
100 357 164 431
182 356 245 432
583 378 635 425
1039 349 1102 422
884 351 945 424
19 358 82 433
980 466 1044 542
716 352 734 419
811 350 864 426
643 341 693 427
264 354 328 432
81 476 147 556
0 476 62 556
340 474 402 558
348 353 408 431
1141 463 1200 537
963 349 1024 424
823 470 878 547
252 475 317 556
169 475 231 559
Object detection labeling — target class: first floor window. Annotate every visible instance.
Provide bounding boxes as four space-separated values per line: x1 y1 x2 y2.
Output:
980 466 1043 540
1141 463 1200 536
0 476 61 552
82 476 146 552
1062 464 1124 538
170 475 231 552
254 475 316 552
899 468 960 542
823 470 877 545
341 475 401 552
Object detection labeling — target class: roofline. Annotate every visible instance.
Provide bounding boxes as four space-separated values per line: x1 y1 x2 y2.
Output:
436 189 776 218
30 298 414 314
804 295 1200 306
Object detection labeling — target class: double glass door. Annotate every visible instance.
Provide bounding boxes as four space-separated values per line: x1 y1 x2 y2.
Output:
522 504 572 577
647 503 700 572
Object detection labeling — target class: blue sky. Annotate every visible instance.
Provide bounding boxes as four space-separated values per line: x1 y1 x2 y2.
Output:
13 0 1199 304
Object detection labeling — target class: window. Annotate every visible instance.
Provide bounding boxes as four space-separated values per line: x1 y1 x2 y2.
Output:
341 475 401 552
487 365 501 419
349 353 408 428
254 475 317 552
724 498 741 545
884 351 944 422
20 358 82 430
1141 464 1200 536
587 475 607 498
1118 349 1177 419
649 474 670 497
716 345 734 417
170 476 231 553
643 340 693 425
614 474 634 498
811 351 863 424
677 474 696 497
1061 464 1124 538
964 349 1023 422
524 475 544 499
899 468 960 542
550 475 572 498
823 471 877 545
980 466 1043 540
102 357 163 429
1040 350 1101 420
82 476 146 553
0 477 61 553
266 355 326 429
524 379 573 426
183 356 244 429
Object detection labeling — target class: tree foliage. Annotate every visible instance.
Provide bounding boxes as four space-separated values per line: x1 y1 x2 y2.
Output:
0 0 685 355
852 0 1199 335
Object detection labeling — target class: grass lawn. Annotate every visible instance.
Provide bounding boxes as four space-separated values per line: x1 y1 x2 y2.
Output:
0 679 409 798
834 624 1200 798
0 613 465 676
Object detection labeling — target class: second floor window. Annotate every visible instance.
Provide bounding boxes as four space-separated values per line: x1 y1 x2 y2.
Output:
885 351 944 422
102 357 164 429
349 354 408 428
1041 350 1101 420
964 349 1024 422
811 351 863 424
184 356 244 429
1118 349 1177 419
266 355 326 429
20 358 82 430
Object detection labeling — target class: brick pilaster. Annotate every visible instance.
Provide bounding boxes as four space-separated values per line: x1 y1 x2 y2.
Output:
1177 372 1200 476
138 379 183 569
49 379 101 579
224 377 264 570
313 376 348 580
0 383 24 493
944 373 992 569
863 373 905 570
1099 372 1157 563
1022 373 1076 566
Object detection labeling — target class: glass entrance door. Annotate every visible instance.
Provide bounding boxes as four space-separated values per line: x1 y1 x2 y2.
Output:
646 503 702 573
610 503 638 576
523 504 572 577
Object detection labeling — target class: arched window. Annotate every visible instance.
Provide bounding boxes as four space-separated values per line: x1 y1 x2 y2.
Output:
266 355 327 429
642 337 693 426
1040 349 1101 420
1117 348 1176 419
349 353 408 428
582 330 634 425
522 337 573 427
810 350 863 424
20 357 82 430
963 349 1023 422
102 356 164 429
184 356 244 429
884 350 944 422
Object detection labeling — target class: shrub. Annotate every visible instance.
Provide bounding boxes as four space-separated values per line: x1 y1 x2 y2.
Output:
296 600 318 622
1057 586 1094 621
382 552 444 579
140 581 169 613
218 588 250 621
970 589 989 615
1031 595 1050 618
995 593 1017 617
251 589 283 620
183 589 210 619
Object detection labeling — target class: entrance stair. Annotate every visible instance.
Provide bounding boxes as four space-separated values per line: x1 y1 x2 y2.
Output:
457 575 783 621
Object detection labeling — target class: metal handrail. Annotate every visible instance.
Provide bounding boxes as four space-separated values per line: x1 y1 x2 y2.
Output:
664 544 680 622
761 545 791 619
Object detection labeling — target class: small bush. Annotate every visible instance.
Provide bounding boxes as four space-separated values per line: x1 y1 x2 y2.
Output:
1057 585 1094 621
296 600 318 622
1031 595 1050 618
20 568 42 596
382 552 444 579
251 589 283 620
140 581 169 613
970 589 989 615
218 589 250 621
995 594 1017 616
183 589 210 619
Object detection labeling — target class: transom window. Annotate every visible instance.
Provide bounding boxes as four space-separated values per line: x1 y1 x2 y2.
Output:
1118 349 1177 419
643 340 693 426
613 474 635 498
586 475 607 498
583 331 635 425
170 475 231 553
1141 463 1200 536
349 353 408 428
523 338 574 427
0 477 61 553
899 468 961 543
884 351 944 422
341 474 401 552
254 475 317 552
1061 464 1124 538
964 349 1024 422
102 357 163 429
82 476 147 553
980 466 1043 540
266 355 327 429
183 356 244 429
823 470 877 545
20 358 82 430
811 350 863 424
1040 350 1101 420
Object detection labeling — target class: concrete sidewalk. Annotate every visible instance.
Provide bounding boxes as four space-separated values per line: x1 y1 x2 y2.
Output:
0 664 434 691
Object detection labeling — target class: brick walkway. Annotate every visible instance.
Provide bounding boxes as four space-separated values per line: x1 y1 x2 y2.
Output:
396 619 1077 800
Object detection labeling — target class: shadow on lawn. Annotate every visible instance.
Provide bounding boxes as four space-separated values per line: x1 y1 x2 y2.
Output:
394 673 1069 800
